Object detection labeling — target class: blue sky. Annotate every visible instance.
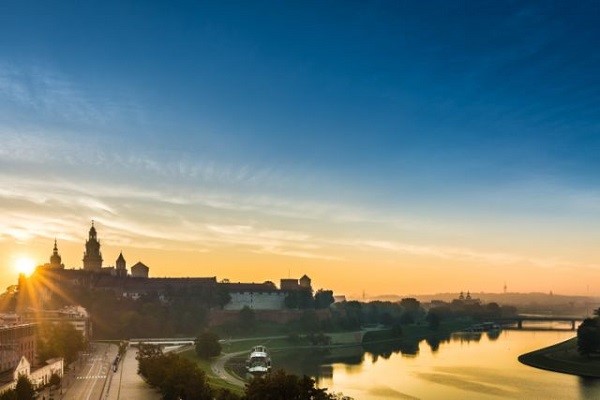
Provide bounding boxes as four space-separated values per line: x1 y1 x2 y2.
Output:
0 1 599 294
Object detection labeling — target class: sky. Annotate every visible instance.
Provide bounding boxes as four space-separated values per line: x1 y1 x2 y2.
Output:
0 1 599 297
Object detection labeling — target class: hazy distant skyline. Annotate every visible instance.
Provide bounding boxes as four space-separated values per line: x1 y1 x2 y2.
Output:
1 1 599 296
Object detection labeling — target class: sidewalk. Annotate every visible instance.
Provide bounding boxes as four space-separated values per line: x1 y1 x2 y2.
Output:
105 348 160 400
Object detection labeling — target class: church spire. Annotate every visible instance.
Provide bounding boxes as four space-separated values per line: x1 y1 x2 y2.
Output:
83 221 102 272
89 220 97 240
49 239 63 269
116 251 127 277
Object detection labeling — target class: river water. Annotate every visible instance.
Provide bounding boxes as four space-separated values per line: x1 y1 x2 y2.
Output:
274 326 600 399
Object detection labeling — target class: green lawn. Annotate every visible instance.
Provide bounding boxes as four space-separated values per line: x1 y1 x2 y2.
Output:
221 337 310 353
180 349 245 395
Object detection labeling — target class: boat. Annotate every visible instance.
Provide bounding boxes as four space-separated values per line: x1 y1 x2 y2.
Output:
245 345 272 376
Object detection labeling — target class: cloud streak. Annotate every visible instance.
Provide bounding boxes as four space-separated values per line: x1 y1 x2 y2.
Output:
0 64 138 125
0 168 595 272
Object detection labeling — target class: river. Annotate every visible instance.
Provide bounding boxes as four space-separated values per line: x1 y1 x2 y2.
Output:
273 326 600 399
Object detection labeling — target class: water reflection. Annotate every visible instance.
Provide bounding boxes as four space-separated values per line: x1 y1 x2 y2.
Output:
273 330 600 400
579 377 600 399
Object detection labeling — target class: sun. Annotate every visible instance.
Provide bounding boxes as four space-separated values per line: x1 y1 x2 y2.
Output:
14 257 36 276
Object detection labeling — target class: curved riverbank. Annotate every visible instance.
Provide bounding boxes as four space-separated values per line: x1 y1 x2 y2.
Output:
519 337 600 378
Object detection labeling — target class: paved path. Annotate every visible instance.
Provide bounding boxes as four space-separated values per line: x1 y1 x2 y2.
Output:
211 350 248 388
105 346 161 400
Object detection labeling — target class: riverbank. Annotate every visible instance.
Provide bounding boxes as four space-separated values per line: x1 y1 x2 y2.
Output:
518 337 600 378
182 321 473 394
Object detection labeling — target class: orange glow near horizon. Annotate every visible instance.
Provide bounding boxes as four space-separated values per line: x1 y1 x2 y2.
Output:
0 233 598 299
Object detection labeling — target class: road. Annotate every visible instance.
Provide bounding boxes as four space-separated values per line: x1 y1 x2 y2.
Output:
62 343 115 400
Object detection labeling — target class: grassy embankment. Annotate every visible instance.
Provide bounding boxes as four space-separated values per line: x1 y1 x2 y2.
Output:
519 337 600 378
180 349 246 395
183 319 473 393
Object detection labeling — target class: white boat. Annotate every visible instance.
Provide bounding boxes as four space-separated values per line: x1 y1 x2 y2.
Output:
245 345 272 375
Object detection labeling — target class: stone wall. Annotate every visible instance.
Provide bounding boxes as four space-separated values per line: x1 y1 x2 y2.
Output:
224 291 287 310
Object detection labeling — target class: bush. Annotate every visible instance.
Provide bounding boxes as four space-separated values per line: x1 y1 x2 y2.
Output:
195 331 222 359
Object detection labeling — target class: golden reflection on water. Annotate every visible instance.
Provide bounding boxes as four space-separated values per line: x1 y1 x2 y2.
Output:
319 329 600 400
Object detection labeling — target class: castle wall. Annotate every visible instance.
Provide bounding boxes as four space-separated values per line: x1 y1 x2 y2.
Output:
209 309 331 326
224 291 286 310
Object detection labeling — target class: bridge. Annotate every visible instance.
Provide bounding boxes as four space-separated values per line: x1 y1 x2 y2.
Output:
129 337 196 346
497 315 586 331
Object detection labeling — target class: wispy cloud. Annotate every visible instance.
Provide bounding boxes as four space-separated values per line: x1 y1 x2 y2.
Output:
1 169 596 271
341 239 599 271
0 171 343 260
0 64 138 125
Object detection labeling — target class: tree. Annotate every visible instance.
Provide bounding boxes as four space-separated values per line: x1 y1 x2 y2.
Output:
314 290 335 309
399 298 421 312
485 302 501 318
244 370 336 400
284 293 299 309
578 318 600 357
215 286 232 309
215 389 242 400
284 291 314 310
37 321 85 363
49 372 61 387
299 310 320 333
239 306 256 329
195 331 222 359
137 343 164 376
138 349 215 400
15 376 34 400
426 310 442 330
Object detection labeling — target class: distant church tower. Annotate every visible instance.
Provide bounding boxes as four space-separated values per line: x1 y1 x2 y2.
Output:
49 239 64 269
115 252 127 278
83 221 103 272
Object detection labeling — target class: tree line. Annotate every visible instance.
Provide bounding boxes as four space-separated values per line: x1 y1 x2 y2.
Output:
137 344 351 400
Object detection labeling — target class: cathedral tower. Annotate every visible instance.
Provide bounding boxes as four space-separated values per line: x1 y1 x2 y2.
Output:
115 252 127 278
49 239 64 269
83 221 103 272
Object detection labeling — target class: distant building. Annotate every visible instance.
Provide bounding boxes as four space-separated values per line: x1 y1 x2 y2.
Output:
49 239 64 269
223 282 286 310
0 314 21 326
280 275 312 292
333 295 347 303
131 262 149 278
115 252 127 278
299 275 312 291
455 291 481 306
20 306 91 341
36 225 331 318
280 279 300 291
0 323 36 375
83 221 103 272
0 356 63 394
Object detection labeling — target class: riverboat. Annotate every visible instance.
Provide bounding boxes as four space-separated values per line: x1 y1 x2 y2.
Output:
245 345 272 376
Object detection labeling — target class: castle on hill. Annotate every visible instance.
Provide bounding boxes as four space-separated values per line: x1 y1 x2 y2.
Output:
40 222 315 311
46 221 149 278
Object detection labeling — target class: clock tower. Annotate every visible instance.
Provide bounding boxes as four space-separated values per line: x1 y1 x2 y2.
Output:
83 221 103 272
